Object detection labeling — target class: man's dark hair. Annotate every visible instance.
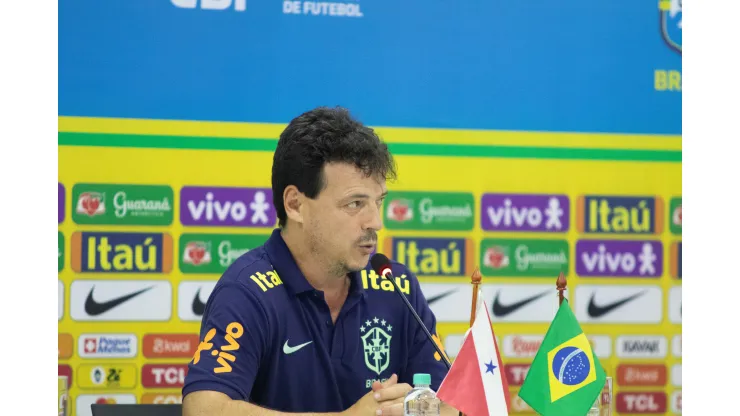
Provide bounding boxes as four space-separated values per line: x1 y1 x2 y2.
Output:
271 106 397 228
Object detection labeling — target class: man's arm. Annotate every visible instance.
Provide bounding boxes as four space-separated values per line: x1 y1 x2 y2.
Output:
183 391 341 416
181 281 269 410
184 378 405 416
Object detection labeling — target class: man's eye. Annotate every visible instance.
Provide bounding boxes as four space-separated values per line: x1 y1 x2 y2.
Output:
348 201 361 209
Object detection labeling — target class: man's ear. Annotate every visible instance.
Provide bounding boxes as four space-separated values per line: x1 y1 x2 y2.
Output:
283 185 304 225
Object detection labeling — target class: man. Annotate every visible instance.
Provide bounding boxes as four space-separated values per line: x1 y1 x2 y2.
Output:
182 107 458 416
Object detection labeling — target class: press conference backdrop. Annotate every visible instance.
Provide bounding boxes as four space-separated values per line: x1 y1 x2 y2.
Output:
58 0 682 415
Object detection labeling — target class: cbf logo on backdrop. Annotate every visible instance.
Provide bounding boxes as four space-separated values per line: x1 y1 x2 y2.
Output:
659 0 682 54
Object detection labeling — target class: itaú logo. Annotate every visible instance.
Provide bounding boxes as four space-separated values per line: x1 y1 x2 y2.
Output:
171 0 246 11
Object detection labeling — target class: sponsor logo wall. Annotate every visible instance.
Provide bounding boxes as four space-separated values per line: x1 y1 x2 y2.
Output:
59 167 681 415
59 0 680 412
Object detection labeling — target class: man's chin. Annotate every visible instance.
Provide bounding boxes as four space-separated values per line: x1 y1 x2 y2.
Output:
346 255 371 272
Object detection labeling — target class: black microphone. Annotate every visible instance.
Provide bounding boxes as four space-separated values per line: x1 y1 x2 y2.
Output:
370 253 452 370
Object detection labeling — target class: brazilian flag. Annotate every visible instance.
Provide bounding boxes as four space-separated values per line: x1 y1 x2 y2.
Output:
519 299 606 416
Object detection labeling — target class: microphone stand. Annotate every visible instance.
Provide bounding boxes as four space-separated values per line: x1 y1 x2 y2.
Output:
382 275 463 416
382 274 452 369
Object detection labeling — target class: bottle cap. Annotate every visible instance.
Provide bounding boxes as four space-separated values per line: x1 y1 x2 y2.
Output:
413 373 431 386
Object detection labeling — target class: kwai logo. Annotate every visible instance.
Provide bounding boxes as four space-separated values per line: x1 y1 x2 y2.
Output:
384 191 474 231
576 195 663 234
480 239 568 277
180 186 276 227
670 197 681 234
179 234 269 274
384 237 475 277
72 184 174 226
71 231 173 273
480 193 569 232
575 240 662 277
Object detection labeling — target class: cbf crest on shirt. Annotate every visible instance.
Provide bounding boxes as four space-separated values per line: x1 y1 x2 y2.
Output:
361 315 393 376
182 229 449 412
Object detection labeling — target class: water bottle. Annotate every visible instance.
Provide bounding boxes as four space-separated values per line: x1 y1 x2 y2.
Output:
403 373 440 416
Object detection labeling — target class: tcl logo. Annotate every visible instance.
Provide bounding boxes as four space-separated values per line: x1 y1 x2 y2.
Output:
141 393 183 404
616 392 667 413
142 364 189 388
504 364 530 386
616 364 667 386
171 0 246 11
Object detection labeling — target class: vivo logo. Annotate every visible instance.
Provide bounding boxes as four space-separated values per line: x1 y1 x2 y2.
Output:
171 0 246 11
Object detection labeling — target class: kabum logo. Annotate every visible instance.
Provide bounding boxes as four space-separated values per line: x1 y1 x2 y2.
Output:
361 317 392 375
659 0 682 54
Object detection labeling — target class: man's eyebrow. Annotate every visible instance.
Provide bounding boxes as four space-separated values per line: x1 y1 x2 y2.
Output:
346 193 371 200
345 191 388 200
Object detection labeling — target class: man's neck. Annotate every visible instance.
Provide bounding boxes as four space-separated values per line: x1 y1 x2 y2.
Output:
280 227 347 294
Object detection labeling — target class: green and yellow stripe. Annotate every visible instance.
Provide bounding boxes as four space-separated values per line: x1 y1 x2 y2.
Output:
58 116 682 163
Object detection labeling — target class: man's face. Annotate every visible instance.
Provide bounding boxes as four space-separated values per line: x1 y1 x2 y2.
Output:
303 162 386 274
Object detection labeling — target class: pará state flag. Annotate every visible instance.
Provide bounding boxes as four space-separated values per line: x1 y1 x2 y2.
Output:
518 299 606 416
436 299 510 416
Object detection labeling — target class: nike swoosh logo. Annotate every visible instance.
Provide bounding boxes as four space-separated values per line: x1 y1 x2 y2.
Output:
283 340 313 355
587 291 645 318
84 285 154 316
192 288 206 316
492 290 550 317
426 289 458 305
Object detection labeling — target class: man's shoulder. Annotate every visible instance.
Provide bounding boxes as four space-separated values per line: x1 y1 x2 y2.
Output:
214 247 290 304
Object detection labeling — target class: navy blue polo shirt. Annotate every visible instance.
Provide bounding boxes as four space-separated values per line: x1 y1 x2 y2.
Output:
182 229 449 412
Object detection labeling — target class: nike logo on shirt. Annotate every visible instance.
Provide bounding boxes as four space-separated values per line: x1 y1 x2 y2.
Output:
491 290 550 317
587 291 645 318
283 340 313 355
84 285 153 316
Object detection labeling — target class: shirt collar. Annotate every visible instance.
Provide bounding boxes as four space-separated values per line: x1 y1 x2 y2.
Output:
264 228 366 297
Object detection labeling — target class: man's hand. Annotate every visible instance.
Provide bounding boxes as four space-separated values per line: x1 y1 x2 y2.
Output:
371 374 413 416
343 376 396 416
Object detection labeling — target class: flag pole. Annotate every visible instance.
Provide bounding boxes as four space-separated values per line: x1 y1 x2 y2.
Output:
469 267 482 328
556 271 567 306
458 267 482 416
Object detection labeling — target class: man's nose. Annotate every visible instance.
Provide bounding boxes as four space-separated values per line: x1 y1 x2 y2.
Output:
365 202 383 232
